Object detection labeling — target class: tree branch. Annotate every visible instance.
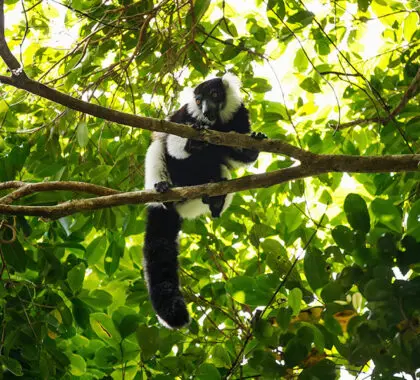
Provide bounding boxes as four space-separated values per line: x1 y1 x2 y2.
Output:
0 154 418 219
0 181 120 204
0 74 312 161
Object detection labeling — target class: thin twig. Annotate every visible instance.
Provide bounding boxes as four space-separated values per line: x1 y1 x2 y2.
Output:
335 67 420 130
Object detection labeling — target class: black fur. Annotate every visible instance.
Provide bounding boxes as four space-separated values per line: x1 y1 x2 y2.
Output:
143 75 263 328
143 205 189 328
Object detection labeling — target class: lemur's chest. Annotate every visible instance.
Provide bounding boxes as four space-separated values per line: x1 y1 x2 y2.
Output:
165 148 226 186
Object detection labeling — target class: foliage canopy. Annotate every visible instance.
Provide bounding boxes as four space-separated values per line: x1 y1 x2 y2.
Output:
0 0 420 379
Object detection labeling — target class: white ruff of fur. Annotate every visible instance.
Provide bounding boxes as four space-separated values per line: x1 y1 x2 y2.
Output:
186 100 214 126
166 135 191 159
220 73 243 123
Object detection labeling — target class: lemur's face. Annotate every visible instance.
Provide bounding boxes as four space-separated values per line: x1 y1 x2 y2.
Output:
193 78 226 122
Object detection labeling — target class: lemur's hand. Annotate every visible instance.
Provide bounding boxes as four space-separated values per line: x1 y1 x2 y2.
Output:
154 181 171 193
251 131 267 140
186 139 208 153
192 122 208 131
186 124 209 153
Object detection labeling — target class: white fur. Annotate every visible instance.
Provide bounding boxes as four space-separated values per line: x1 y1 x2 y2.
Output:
176 199 210 219
185 73 242 125
186 100 214 125
176 165 233 219
220 73 243 123
145 139 169 190
220 164 234 211
226 156 255 169
166 135 191 159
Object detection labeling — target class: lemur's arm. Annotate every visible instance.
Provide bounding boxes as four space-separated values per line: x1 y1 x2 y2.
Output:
221 104 267 168
166 104 210 158
223 132 266 168
145 137 171 192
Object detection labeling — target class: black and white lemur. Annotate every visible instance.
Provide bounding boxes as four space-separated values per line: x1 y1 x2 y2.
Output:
143 73 265 328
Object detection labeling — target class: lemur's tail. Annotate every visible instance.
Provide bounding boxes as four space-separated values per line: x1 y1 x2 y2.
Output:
143 204 190 329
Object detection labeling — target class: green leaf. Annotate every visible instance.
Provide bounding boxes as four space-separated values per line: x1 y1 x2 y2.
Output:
357 0 371 12
1 356 23 376
196 363 221 380
284 338 309 367
188 45 209 76
267 0 285 20
332 225 356 251
191 0 210 23
299 359 336 379
371 199 402 233
1 239 27 272
104 237 124 276
118 314 141 339
277 308 292 332
211 345 232 368
76 122 89 148
95 346 120 369
85 235 107 265
72 298 91 329
136 325 159 360
288 288 302 316
219 18 238 37
403 12 419 42
344 193 370 233
90 313 121 345
67 263 86 294
221 44 241 62
321 282 345 303
364 278 392 301
304 248 329 291
225 276 270 306
407 199 420 240
244 78 273 93
80 289 113 308
263 239 300 282
254 319 274 340
294 48 308 72
287 10 314 26
70 354 86 376
250 223 277 247
299 78 321 93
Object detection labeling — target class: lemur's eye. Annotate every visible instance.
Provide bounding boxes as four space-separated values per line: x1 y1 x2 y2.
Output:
196 98 201 105
211 92 218 98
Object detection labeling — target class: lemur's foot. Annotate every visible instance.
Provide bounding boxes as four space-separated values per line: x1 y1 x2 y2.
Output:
251 131 267 140
154 181 170 193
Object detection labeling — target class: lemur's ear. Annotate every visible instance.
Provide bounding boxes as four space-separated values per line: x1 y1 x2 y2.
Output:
222 72 241 91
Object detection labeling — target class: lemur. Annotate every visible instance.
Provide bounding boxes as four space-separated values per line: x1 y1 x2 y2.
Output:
143 73 265 328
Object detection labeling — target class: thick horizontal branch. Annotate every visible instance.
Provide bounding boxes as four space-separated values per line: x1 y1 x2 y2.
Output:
0 153 418 219
0 74 312 161
0 166 315 218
